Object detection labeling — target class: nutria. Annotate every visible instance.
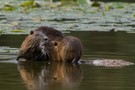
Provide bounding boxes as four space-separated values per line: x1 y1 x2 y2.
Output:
17 30 52 61
51 36 83 62
17 26 64 61
17 26 83 62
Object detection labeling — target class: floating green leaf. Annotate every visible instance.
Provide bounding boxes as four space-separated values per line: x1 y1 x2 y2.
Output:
32 2 41 8
3 4 16 11
10 30 25 33
112 2 125 9
21 0 34 7
61 0 77 5
0 30 3 35
117 5 124 9
77 0 91 5
91 1 100 7
105 5 113 11
133 14 135 17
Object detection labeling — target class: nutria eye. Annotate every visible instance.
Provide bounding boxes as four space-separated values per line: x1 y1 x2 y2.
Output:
54 42 58 46
44 38 48 41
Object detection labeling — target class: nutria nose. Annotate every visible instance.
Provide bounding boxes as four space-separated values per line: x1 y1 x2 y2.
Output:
44 37 48 41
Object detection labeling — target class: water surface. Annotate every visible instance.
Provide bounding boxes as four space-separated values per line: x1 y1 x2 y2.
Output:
0 31 135 90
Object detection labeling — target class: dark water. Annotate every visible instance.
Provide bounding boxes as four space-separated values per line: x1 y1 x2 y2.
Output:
0 31 135 90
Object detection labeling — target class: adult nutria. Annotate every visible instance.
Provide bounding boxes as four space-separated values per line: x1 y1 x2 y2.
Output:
51 36 83 62
17 26 64 61
17 30 52 61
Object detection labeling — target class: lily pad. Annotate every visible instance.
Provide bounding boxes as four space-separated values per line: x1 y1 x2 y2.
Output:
32 2 41 8
20 0 40 8
0 30 3 34
10 30 25 33
3 4 16 11
20 0 34 7
133 13 135 17
91 1 101 7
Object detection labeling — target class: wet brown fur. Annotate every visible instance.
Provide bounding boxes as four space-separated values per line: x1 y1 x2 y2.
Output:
17 26 83 62
52 36 83 62
35 26 64 41
17 26 64 61
17 30 51 61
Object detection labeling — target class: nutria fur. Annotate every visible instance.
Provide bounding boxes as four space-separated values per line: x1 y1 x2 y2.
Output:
51 36 83 62
17 30 52 61
17 26 83 62
17 26 64 61
35 26 64 41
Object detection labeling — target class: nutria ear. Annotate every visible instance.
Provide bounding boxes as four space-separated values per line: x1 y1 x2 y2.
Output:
30 30 34 35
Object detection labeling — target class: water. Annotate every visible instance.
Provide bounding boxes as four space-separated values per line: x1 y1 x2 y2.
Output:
0 31 135 90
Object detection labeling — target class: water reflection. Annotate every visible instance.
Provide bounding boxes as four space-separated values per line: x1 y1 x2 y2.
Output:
1 31 135 90
18 61 83 90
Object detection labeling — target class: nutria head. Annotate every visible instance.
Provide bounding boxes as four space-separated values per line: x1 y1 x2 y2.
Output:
35 26 64 41
17 30 52 61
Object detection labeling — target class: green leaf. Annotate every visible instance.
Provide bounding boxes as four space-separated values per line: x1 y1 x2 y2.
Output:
91 1 100 7
10 30 25 33
32 2 41 8
105 5 113 11
21 0 34 7
133 14 135 17
0 30 3 35
3 4 16 11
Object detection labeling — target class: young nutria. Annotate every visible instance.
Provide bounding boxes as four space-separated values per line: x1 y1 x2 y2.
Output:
17 30 52 61
51 36 83 62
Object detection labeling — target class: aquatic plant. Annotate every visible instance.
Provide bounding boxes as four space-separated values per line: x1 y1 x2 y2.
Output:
2 4 16 11
10 29 25 33
20 0 40 8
